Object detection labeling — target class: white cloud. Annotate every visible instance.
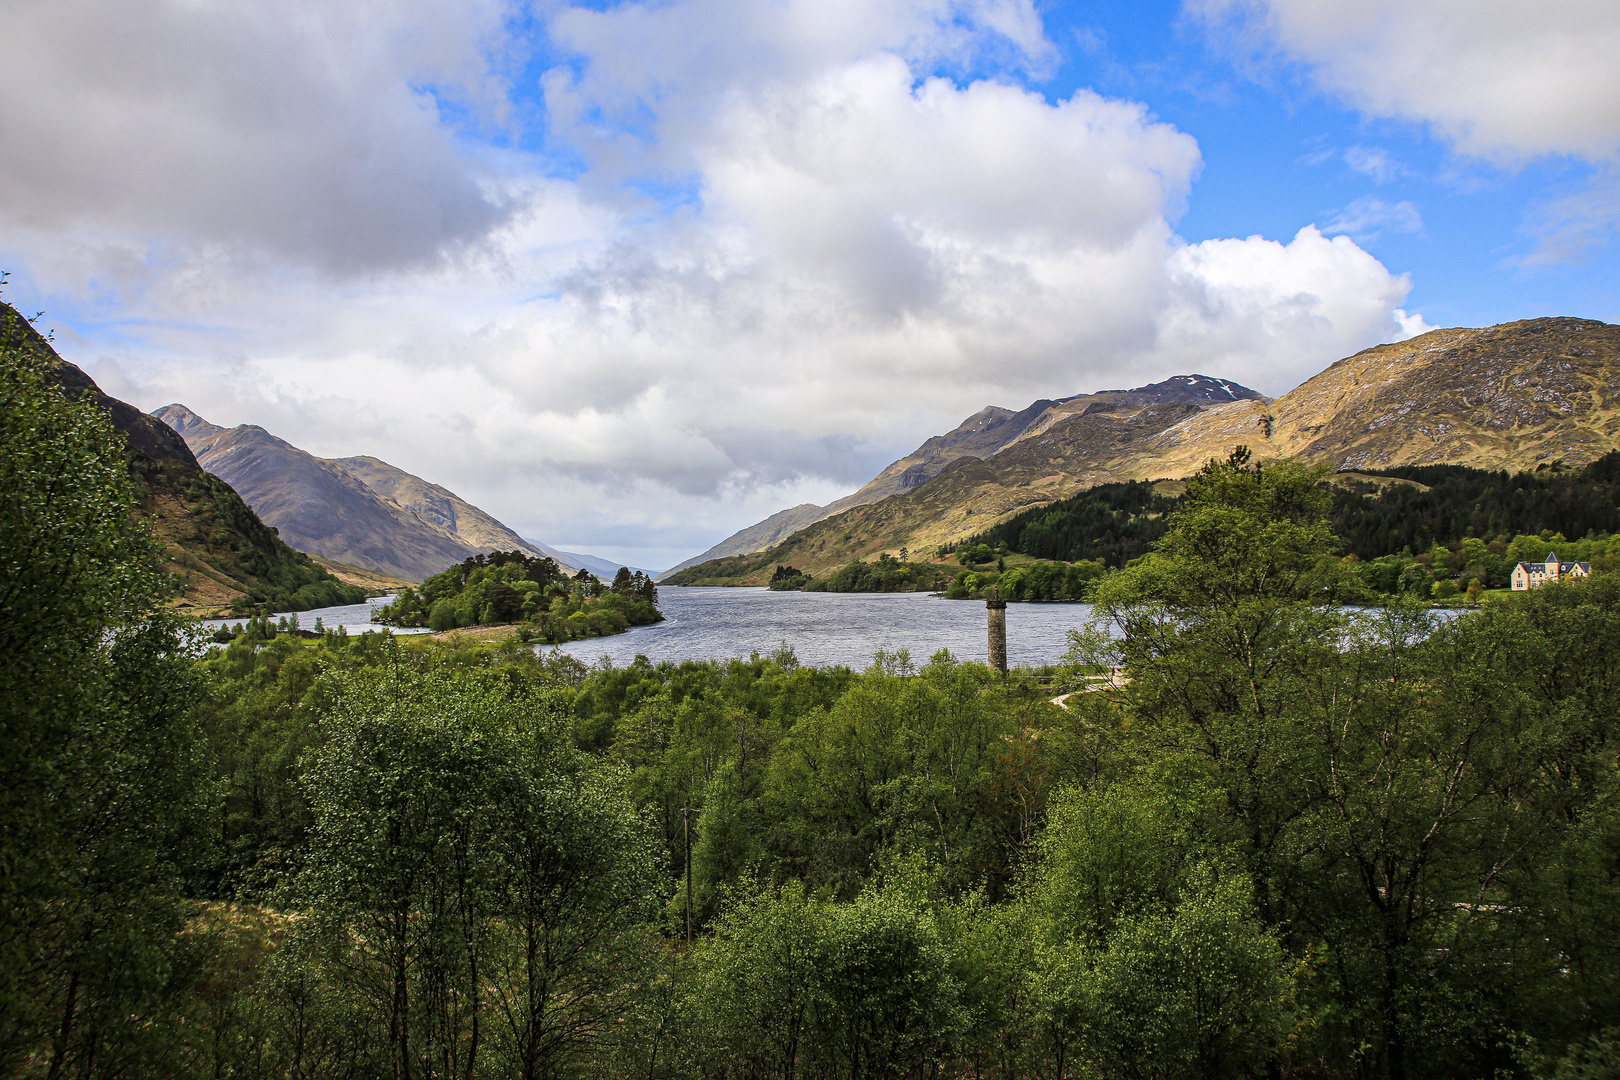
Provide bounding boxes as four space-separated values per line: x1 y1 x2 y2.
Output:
1159 226 1430 390
1343 145 1402 184
1324 197 1424 241
0 0 519 274
1520 169 1620 266
4 0 1431 568
1192 0 1620 162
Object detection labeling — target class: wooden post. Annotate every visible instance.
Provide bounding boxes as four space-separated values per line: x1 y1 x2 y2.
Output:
986 598 1007 673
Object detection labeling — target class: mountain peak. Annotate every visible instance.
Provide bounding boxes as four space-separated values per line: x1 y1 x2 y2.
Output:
1096 374 1267 405
152 403 224 443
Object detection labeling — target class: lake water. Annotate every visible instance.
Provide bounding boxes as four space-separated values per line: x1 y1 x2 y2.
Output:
554 587 1093 669
199 597 431 637
199 589 1094 666
194 589 1455 666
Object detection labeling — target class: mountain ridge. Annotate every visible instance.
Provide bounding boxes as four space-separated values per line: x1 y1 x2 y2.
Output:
668 318 1620 584
1 303 367 613
665 374 1267 574
155 405 614 583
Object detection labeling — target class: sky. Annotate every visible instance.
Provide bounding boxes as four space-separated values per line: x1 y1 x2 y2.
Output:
2 0 1617 571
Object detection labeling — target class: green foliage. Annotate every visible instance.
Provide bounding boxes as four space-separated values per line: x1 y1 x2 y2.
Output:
279 664 660 1079
964 452 1620 601
1330 452 1620 560
377 548 663 642
958 479 1180 565
946 558 1105 600
17 357 1620 1079
801 552 950 592
689 874 968 1079
0 313 214 1076
767 563 812 589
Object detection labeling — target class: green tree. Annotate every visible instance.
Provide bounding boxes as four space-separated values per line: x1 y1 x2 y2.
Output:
693 873 965 1080
286 664 658 1078
0 310 212 1075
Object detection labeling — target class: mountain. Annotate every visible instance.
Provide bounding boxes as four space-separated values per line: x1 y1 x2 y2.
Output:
667 318 1620 585
549 548 657 579
664 374 1265 575
155 405 611 583
663 503 831 576
0 303 368 614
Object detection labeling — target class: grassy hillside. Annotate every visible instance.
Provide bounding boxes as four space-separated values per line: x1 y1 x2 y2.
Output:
670 318 1620 582
669 454 1620 592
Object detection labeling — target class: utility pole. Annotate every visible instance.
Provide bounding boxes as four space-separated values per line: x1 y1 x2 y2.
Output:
681 805 693 947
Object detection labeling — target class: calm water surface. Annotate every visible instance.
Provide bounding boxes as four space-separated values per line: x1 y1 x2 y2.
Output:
554 587 1095 668
197 589 1096 666
199 596 430 636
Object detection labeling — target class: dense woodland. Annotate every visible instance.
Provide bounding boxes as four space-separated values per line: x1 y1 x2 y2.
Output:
943 452 1620 602
7 333 1620 1080
965 454 1620 568
376 550 662 642
768 553 949 592
952 480 1181 568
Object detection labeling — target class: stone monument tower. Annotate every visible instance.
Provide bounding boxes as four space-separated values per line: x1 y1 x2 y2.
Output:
986 597 1007 672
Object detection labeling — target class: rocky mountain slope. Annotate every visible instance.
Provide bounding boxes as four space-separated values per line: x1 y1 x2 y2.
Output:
671 318 1620 584
156 405 590 583
667 375 1262 574
1 302 367 613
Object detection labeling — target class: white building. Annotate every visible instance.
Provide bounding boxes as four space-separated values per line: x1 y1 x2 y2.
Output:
1510 551 1592 590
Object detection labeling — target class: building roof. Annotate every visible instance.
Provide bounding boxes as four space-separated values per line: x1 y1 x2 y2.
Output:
1514 560 1590 573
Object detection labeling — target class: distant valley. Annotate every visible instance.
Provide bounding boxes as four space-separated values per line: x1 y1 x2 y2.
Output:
671 317 1620 584
155 406 643 583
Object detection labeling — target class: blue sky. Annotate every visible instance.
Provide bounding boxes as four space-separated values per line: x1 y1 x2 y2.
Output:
1033 0 1617 330
1 0 1615 569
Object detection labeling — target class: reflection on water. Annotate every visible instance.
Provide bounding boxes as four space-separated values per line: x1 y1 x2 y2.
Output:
193 588 1096 667
190 588 1464 669
554 587 1094 669
199 596 431 637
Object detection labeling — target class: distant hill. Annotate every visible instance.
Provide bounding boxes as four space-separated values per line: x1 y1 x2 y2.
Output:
0 302 367 614
154 405 628 583
664 374 1264 575
549 548 657 579
669 318 1620 585
662 503 830 576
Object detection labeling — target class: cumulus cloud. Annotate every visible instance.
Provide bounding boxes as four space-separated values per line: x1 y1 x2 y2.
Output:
1159 227 1429 388
4 0 1431 568
0 0 518 274
1192 0 1620 267
1192 0 1620 162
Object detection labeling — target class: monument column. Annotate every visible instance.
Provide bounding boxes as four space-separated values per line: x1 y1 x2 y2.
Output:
986 598 1007 673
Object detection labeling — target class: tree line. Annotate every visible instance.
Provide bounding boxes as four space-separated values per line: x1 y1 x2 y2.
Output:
960 452 1620 566
768 552 950 592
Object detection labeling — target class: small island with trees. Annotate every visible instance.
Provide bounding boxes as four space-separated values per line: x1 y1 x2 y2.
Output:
375 549 662 642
